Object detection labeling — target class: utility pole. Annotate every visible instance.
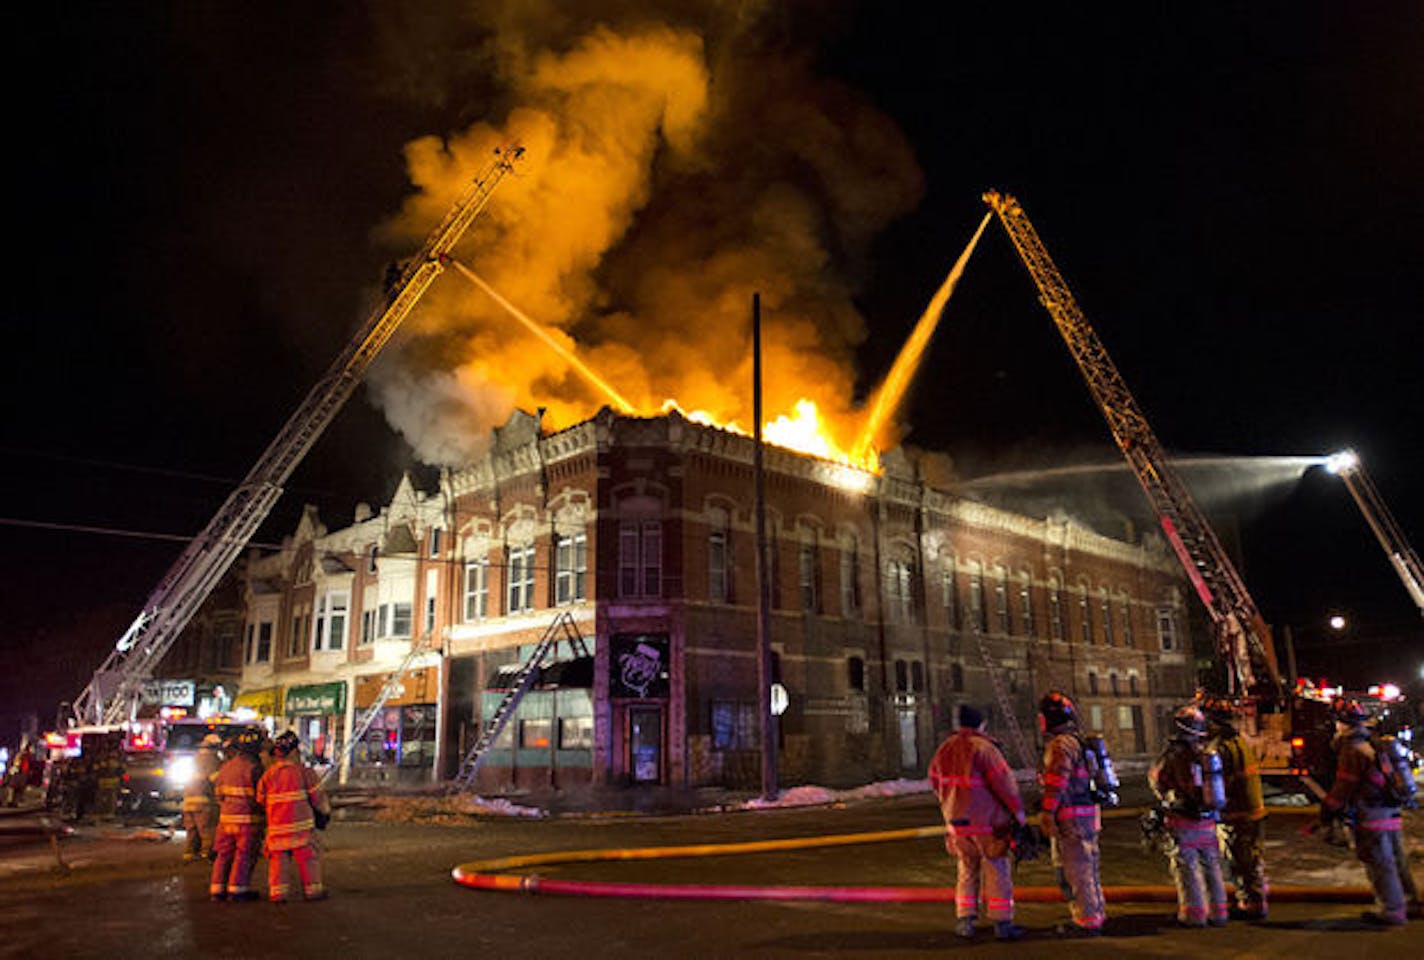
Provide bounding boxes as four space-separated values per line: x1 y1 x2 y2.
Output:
753 293 778 800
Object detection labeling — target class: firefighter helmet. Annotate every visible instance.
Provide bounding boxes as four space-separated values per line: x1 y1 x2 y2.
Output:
199 734 222 750
1332 698 1367 726
1173 704 1208 739
1199 696 1238 726
1038 691 1079 732
233 730 265 755
272 731 300 757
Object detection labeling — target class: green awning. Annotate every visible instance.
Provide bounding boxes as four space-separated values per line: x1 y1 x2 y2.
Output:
285 681 346 716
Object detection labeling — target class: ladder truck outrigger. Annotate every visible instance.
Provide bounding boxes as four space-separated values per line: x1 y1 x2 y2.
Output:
983 190 1335 793
72 145 524 730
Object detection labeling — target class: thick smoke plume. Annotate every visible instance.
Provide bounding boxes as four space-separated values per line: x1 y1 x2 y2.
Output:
367 2 923 465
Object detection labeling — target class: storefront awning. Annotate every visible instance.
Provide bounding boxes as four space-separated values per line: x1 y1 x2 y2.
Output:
233 686 283 717
354 666 438 709
485 656 593 691
285 681 346 716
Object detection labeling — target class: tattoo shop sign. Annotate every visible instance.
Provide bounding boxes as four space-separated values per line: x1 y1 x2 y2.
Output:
610 633 669 699
141 679 195 707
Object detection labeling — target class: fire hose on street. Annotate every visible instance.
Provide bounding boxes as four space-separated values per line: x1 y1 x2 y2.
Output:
451 817 1375 904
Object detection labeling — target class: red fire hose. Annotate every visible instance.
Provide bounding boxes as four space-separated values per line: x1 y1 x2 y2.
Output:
451 823 1375 903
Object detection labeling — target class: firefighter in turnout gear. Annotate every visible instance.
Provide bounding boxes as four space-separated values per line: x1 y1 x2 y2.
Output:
1038 691 1106 935
929 704 1027 942
209 730 266 901
182 734 221 862
1320 698 1421 925
1202 696 1268 919
1150 704 1229 927
257 730 331 902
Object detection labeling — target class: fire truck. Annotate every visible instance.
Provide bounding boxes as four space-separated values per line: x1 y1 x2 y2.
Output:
982 191 1357 795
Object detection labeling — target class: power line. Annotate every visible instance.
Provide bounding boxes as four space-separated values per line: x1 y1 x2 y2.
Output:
0 516 281 550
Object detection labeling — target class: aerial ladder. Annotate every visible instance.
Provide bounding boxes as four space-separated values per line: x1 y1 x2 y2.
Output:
1327 449 1424 618
73 145 524 726
983 190 1283 703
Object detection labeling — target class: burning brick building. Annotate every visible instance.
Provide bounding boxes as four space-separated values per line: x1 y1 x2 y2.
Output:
234 408 1197 792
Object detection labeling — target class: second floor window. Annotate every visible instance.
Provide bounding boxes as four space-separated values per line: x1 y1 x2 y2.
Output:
464 560 489 621
1101 592 1114 646
507 545 536 613
994 567 1010 634
619 521 662 598
313 591 348 652
942 563 958 628
708 527 729 603
1049 578 1065 641
555 532 588 605
885 559 914 623
799 534 820 613
1019 575 1034 637
840 542 861 618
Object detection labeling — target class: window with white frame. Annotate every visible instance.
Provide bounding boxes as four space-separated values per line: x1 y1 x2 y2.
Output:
1090 704 1104 730
1079 586 1093 644
840 538 860 618
1121 596 1134 648
708 509 729 603
798 528 819 613
1101 590 1114 646
463 559 489 621
506 544 536 613
424 568 438 633
247 620 274 663
313 591 348 652
369 573 414 640
555 531 587 605
429 527 442 557
994 565 1010 634
1019 573 1034 637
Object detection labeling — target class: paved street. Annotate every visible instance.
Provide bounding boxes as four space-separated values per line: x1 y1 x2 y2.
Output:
2 791 1421 959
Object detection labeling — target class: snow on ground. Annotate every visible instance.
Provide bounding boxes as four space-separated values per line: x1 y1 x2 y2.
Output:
737 779 929 811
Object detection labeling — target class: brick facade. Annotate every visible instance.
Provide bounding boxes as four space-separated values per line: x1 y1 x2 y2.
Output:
235 409 1198 791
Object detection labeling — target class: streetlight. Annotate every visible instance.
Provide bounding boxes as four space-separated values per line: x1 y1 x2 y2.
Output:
1329 614 1347 632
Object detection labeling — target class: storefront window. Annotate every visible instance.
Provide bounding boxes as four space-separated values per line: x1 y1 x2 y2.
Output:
559 716 593 750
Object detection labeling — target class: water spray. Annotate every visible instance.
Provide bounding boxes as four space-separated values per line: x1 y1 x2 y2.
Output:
450 259 637 414
852 211 993 460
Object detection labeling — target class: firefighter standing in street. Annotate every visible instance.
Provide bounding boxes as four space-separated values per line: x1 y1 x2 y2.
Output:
209 730 266 901
182 734 222 862
1038 691 1106 936
257 730 331 902
1202 696 1268 919
929 704 1027 941
1149 704 1229 927
1320 698 1421 925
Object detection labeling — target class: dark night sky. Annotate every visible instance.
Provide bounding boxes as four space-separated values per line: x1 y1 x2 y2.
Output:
3 3 1421 740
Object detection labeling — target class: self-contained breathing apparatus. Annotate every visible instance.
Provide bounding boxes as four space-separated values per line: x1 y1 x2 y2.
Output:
1079 734 1121 807
1370 734 1419 810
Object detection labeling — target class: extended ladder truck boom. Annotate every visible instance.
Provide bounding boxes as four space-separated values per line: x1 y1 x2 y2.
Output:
983 190 1283 702
74 145 524 727
1327 449 1424 618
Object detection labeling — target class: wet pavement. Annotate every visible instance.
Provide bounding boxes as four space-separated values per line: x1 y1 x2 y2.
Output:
1 788 1421 959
